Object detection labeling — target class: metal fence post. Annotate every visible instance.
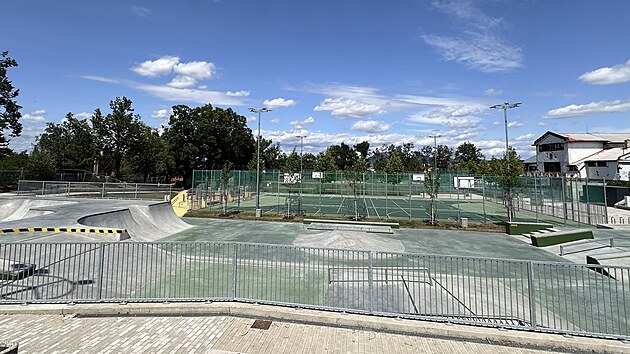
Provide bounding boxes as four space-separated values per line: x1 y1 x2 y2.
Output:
603 178 608 223
527 262 536 330
41 181 45 196
232 244 238 300
101 183 105 198
561 176 567 226
585 177 591 224
368 251 374 314
97 243 106 300
482 176 487 223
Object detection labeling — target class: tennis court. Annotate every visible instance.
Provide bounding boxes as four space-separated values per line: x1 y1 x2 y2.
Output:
193 169 608 226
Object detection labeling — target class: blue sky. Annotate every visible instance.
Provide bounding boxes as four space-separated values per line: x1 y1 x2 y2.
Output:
5 0 630 158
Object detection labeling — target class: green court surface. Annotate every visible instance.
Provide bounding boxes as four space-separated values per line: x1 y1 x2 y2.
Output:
203 192 587 227
170 217 567 262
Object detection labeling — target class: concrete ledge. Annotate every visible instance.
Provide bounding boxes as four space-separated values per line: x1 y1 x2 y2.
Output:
1 302 628 353
0 227 129 241
531 229 593 247
303 218 400 229
505 222 553 235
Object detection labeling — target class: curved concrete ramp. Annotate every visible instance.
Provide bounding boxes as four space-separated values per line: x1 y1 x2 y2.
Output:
0 199 75 222
78 202 192 241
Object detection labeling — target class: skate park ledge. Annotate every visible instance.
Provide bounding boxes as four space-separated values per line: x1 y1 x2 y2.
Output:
505 222 553 235
303 218 400 229
0 227 129 241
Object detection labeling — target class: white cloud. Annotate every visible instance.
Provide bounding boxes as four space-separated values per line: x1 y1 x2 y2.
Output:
537 121 550 126
351 120 391 133
515 133 534 141
483 88 502 96
314 98 385 118
226 90 250 97
263 98 296 109
167 75 197 89
289 116 315 128
81 75 120 84
131 56 180 77
543 98 630 118
421 1 522 72
579 59 630 85
74 112 92 120
131 6 151 17
134 84 247 106
151 109 170 119
173 61 215 80
408 105 481 128
507 121 523 128
269 118 280 124
22 110 47 123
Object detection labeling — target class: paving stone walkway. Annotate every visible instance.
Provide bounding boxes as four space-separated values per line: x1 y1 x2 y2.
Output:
0 314 568 354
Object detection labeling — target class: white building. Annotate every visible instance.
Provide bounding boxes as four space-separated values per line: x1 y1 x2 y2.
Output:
532 131 630 179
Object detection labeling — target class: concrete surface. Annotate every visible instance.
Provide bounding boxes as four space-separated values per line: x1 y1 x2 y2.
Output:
0 302 628 353
0 196 192 241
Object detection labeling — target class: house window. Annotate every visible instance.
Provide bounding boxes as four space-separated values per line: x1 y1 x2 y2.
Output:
596 161 607 167
539 143 564 152
586 161 596 167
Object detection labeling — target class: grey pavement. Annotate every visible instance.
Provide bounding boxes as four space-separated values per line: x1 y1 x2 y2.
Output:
2 302 628 353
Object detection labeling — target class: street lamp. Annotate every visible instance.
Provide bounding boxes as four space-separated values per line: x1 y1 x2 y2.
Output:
296 134 305 214
428 133 442 225
490 102 521 222
249 107 272 217
489 102 522 157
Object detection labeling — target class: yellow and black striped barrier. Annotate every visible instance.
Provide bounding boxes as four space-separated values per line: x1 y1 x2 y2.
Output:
0 227 127 234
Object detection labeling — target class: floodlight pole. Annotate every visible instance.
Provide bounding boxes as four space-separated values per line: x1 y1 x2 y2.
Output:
490 102 522 158
250 107 272 217
490 102 522 222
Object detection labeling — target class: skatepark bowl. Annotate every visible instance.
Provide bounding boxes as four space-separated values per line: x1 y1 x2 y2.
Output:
0 195 629 342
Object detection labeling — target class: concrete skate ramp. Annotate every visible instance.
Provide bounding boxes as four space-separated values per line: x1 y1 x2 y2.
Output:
78 202 192 241
0 199 75 222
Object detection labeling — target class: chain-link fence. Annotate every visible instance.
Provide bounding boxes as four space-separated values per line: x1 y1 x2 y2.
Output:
1 241 628 340
16 180 179 201
191 170 610 226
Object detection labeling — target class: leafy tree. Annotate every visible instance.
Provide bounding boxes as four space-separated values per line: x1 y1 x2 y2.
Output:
37 113 99 171
370 146 389 171
282 149 301 175
460 159 491 176
354 141 370 160
127 125 173 182
315 150 338 183
92 97 142 179
24 149 56 180
455 142 483 163
301 152 317 170
326 142 357 171
491 148 524 221
384 150 405 184
436 145 454 169
345 159 367 220
0 51 22 157
165 104 255 186
0 151 28 170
